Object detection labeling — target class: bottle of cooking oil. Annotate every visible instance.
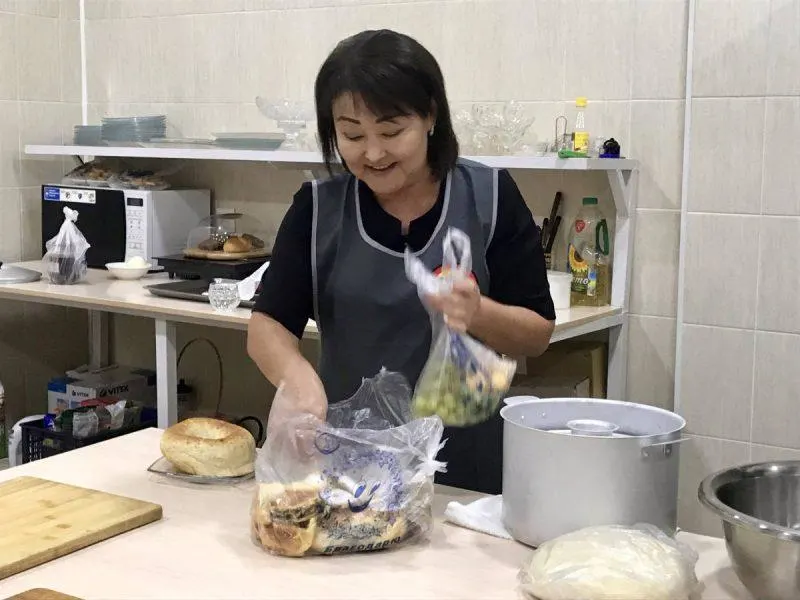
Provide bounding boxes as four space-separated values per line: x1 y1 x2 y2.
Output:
568 197 611 306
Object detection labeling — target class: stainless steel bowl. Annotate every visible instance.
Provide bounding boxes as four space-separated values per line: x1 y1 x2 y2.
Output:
698 461 800 600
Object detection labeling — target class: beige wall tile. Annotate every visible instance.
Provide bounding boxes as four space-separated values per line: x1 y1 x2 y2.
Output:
630 209 680 318
752 331 800 448
750 443 800 462
0 1 15 13
237 10 288 103
678 324 754 441
0 101 21 188
193 14 241 103
17 102 70 187
767 0 800 95
150 16 195 102
84 0 107 19
692 0 770 97
15 0 59 17
85 20 113 104
677 434 749 536
459 0 566 102
59 18 81 103
757 216 800 334
60 0 80 19
631 0 688 99
763 98 800 217
688 98 765 215
629 100 684 210
626 315 676 409
564 0 633 100
19 186 41 260
682 213 759 329
16 15 60 101
0 13 17 101
0 188 21 261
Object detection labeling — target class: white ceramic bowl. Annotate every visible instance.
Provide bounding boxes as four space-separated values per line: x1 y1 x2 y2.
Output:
105 262 151 280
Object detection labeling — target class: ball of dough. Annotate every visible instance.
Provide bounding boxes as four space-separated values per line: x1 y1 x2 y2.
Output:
520 525 698 600
160 417 255 477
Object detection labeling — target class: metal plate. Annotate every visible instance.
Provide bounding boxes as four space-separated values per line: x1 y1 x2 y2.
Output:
146 456 254 485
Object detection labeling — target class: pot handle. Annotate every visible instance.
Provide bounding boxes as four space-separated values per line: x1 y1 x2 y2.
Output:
641 437 689 459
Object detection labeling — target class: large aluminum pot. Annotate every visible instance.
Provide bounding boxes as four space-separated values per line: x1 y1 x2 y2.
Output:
500 397 686 547
699 461 800 600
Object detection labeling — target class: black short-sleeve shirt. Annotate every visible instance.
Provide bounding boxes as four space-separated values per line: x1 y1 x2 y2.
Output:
253 169 556 337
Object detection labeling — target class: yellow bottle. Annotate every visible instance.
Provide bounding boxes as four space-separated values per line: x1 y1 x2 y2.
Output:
572 97 589 155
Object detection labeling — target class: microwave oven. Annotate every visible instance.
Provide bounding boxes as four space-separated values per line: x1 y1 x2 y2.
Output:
41 185 211 268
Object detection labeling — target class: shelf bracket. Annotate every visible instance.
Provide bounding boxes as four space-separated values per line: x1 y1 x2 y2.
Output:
607 169 632 218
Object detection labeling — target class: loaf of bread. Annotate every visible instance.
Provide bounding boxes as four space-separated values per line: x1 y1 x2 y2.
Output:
222 236 252 253
160 417 255 477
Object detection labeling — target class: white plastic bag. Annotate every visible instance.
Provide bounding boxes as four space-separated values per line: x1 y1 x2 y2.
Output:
251 369 446 557
519 524 700 600
405 228 516 427
43 206 90 285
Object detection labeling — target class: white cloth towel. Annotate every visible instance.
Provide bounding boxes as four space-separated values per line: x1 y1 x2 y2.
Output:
444 494 513 540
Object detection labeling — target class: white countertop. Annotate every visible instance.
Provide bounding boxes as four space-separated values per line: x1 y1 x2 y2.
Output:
0 429 750 599
0 261 623 340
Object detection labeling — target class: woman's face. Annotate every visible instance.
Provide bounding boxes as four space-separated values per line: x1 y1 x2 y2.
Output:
332 93 435 196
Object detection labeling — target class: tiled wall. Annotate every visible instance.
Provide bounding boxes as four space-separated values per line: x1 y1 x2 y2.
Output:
676 0 800 536
72 0 689 421
0 0 88 425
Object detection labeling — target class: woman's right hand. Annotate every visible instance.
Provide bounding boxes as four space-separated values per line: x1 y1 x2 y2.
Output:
266 358 328 442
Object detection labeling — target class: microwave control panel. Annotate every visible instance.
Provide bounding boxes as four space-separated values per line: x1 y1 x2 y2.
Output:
43 186 97 204
124 195 147 258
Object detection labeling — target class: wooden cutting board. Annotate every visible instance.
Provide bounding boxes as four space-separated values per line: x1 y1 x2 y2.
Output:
0 476 162 580
5 590 83 600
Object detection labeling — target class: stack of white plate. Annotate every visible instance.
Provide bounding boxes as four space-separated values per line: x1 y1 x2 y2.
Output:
73 125 103 146
101 115 166 143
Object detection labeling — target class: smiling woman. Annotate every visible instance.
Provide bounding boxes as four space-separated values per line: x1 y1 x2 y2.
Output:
247 29 556 495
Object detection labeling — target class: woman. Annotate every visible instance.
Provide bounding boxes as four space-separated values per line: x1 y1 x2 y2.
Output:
247 29 555 494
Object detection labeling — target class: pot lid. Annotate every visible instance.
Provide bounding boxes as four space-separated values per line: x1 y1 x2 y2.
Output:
500 397 685 438
0 262 42 284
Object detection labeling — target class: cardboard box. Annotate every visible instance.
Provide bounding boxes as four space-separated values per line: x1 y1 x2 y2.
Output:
524 341 607 398
48 365 156 413
508 374 591 399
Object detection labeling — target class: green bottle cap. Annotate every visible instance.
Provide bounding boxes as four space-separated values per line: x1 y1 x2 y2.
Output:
583 197 598 205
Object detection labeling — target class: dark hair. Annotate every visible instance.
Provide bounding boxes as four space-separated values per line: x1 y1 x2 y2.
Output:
314 29 459 180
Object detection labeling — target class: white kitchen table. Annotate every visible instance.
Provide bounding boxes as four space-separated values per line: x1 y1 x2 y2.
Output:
0 262 624 428
0 429 751 600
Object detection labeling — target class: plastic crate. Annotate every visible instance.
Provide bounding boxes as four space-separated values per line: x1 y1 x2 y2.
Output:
20 417 157 463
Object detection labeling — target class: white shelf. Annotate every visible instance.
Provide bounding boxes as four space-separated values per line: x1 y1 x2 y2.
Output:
24 144 638 171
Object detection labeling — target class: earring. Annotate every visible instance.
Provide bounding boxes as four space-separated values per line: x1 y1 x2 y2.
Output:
428 124 435 137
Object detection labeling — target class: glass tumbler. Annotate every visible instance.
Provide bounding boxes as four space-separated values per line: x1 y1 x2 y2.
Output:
208 279 241 312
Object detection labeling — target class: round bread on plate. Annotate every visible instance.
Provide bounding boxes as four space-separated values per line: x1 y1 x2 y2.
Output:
160 417 255 477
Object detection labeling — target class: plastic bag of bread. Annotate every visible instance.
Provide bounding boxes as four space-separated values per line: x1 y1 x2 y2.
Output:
251 369 446 558
518 524 700 600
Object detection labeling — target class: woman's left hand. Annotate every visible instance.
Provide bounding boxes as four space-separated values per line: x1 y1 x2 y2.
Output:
425 279 482 333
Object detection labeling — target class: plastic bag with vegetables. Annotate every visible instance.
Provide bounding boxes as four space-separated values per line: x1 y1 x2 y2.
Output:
405 228 516 427
43 206 90 285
